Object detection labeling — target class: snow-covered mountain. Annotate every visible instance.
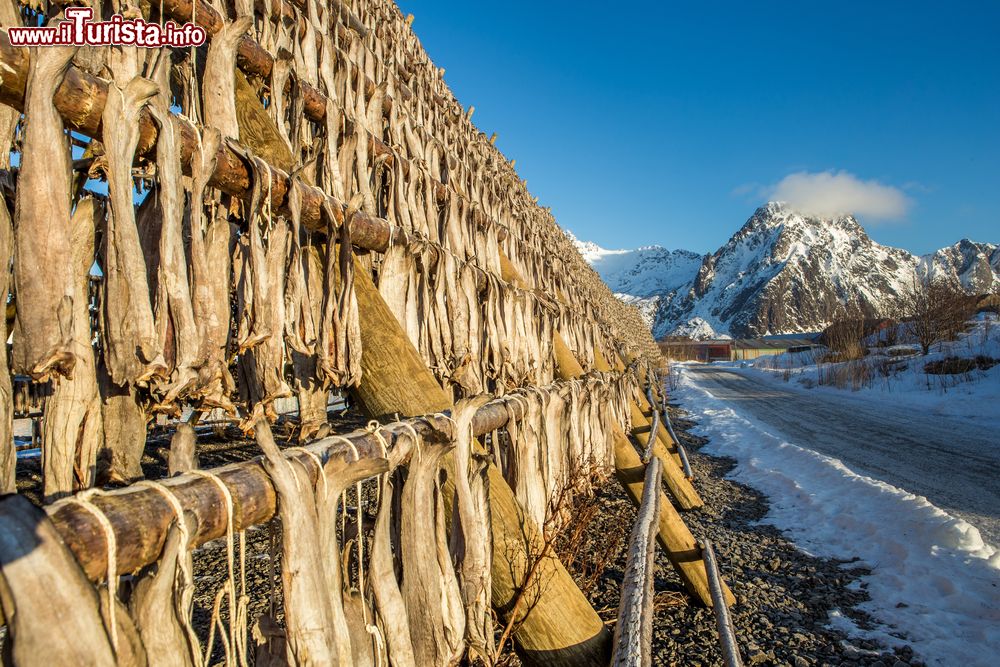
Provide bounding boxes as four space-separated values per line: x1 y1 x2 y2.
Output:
569 202 1000 339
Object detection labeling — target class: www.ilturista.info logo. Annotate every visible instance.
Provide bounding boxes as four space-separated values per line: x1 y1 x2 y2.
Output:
8 7 207 47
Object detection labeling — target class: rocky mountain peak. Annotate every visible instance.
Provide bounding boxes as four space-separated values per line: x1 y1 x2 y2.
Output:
572 206 998 339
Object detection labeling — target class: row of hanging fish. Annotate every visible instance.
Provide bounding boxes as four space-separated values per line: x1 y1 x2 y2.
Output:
0 19 364 501
0 0 656 500
0 368 638 666
243 0 655 362
488 372 637 532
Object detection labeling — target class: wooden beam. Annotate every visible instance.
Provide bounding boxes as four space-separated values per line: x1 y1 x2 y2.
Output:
46 419 426 582
37 395 528 585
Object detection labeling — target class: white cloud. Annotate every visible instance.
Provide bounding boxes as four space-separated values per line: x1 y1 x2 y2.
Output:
766 170 911 221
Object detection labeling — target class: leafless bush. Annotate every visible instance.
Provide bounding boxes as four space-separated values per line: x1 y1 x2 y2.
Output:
554 486 628 599
821 300 868 361
900 277 975 355
817 358 873 391
494 459 609 662
924 355 998 375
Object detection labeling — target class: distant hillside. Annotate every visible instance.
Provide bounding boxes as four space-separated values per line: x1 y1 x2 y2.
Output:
570 202 1000 339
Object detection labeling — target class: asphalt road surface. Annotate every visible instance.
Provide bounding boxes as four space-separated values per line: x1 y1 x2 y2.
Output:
686 365 1000 546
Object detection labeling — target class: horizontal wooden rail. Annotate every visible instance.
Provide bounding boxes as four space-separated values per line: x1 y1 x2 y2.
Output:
44 394 528 584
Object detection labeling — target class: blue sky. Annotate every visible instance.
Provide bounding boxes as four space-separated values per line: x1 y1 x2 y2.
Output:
395 1 999 255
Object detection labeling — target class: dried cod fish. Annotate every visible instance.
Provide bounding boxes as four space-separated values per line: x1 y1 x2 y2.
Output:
146 54 201 407
12 45 78 381
100 73 163 385
202 18 254 141
187 127 236 412
448 395 495 662
400 431 463 666
41 198 104 500
0 495 117 665
129 522 200 667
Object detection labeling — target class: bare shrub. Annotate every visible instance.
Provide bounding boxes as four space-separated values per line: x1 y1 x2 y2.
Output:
924 355 998 375
900 277 975 355
821 300 868 361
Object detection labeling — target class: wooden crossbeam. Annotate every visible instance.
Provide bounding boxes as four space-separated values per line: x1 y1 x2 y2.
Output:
43 398 527 584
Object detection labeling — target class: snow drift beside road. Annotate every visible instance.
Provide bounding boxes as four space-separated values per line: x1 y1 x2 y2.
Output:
676 365 1000 666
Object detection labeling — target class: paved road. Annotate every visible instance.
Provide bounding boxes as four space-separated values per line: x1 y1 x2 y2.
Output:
686 365 1000 546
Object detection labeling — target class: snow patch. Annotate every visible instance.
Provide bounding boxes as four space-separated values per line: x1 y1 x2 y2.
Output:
675 366 1000 665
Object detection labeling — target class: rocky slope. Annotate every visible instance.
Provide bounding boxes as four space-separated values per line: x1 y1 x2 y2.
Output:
571 202 1000 339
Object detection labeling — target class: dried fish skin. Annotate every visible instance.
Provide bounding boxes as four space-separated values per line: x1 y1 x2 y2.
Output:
12 45 78 381
145 57 201 407
202 17 254 141
41 197 105 500
168 422 199 475
370 472 416 667
255 421 340 666
100 74 164 385
129 523 199 667
399 435 461 667
0 495 117 666
447 396 494 663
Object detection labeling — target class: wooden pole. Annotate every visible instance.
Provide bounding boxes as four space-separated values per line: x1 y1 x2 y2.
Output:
594 346 700 507
551 335 728 606
34 394 531 586
616 351 687 470
349 260 611 665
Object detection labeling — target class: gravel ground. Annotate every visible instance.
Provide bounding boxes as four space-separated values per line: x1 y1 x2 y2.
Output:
553 403 925 667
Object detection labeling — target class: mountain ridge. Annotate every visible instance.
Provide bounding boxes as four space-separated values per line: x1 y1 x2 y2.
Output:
569 202 1000 339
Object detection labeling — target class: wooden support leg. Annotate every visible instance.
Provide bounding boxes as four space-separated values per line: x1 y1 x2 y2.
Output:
594 347 702 506
550 332 735 608
350 258 611 666
499 248 699 509
556 336 702 509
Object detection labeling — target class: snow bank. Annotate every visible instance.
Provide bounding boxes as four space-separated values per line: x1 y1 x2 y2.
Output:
676 366 1000 665
749 315 1000 424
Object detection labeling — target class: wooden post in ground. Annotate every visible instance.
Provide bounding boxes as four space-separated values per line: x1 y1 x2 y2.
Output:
551 334 731 606
594 347 697 498
350 259 611 665
498 249 699 508
554 335 701 509
594 350 690 470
